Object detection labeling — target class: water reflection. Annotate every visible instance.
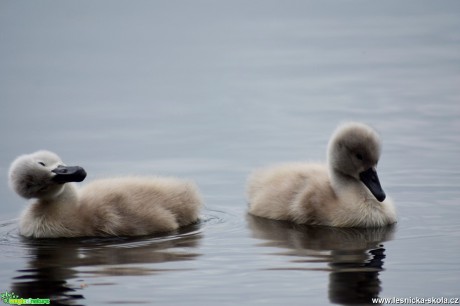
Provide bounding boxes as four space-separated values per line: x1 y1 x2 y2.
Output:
247 215 395 305
9 223 202 305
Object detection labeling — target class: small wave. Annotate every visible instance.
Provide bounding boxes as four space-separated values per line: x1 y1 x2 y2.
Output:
0 207 238 253
0 219 22 244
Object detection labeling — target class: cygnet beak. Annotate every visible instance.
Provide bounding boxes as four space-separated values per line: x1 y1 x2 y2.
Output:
359 167 386 202
51 165 87 184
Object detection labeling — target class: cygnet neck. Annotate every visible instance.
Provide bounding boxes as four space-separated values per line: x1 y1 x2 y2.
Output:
328 165 362 194
37 183 79 209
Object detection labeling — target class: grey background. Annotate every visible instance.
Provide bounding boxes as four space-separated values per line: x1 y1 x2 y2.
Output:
1 1 459 305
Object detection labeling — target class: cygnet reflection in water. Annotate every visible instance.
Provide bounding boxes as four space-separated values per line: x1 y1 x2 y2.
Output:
247 215 395 305
8 223 202 305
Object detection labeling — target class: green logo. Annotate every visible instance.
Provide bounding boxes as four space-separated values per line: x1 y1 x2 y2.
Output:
1 291 50 305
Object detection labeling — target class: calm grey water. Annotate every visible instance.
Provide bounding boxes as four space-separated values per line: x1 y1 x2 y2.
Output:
1 1 459 305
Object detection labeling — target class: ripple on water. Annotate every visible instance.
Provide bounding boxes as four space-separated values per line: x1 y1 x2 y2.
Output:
0 209 238 305
0 208 233 255
201 207 246 233
0 219 23 252
0 214 206 305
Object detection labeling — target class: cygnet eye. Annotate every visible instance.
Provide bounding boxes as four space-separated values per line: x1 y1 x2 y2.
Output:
38 162 46 166
356 153 363 161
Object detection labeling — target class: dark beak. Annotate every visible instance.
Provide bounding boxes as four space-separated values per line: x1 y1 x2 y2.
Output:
359 167 386 202
51 165 87 184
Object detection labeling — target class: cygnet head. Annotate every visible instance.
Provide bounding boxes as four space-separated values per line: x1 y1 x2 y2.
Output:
9 150 87 199
328 122 386 202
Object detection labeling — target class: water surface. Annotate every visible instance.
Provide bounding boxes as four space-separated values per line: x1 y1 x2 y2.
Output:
1 1 459 305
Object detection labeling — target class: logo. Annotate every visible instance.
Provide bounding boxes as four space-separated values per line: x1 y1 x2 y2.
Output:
1 291 50 305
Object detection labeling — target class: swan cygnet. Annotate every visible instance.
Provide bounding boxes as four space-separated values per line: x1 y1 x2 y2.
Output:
9 151 203 238
247 122 397 228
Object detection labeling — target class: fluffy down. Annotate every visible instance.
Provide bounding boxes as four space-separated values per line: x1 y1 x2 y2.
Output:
9 150 203 238
247 122 397 228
